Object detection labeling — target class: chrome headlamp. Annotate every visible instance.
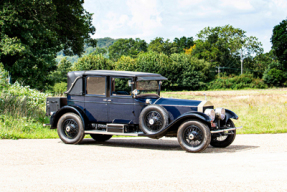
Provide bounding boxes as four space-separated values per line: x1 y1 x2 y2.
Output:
215 108 226 120
204 109 215 122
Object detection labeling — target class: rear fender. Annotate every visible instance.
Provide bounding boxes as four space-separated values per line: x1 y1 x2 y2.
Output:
50 106 88 129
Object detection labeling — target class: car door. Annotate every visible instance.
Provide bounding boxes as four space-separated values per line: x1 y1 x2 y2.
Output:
108 76 135 124
84 76 108 123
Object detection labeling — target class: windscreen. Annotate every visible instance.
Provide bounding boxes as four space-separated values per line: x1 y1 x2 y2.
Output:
136 80 159 95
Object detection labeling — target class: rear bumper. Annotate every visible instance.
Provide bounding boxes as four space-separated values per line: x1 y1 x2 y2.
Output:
210 126 243 134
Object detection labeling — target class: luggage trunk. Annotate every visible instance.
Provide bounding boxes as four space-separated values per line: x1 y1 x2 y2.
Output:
46 97 67 116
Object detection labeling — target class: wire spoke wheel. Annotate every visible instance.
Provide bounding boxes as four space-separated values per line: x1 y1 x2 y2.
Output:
62 119 79 139
177 121 211 153
139 105 169 135
144 111 163 132
182 125 204 147
57 113 85 144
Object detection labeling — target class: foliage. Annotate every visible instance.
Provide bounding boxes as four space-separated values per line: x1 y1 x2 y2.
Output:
114 56 137 71
173 36 194 53
263 61 287 86
0 0 96 90
148 37 177 55
50 57 72 84
53 82 67 95
135 52 213 90
108 38 147 61
243 51 275 78
271 19 287 70
73 53 114 71
184 45 196 55
0 62 9 91
192 25 263 75
0 79 53 139
96 37 117 48
208 74 267 90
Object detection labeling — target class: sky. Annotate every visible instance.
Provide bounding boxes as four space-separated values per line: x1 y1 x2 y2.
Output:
83 0 287 53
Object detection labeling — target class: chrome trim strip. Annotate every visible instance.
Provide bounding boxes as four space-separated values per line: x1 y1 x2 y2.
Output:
159 104 199 108
211 126 243 133
85 130 144 136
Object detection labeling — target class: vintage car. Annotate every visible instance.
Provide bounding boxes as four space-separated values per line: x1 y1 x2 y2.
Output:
46 70 242 153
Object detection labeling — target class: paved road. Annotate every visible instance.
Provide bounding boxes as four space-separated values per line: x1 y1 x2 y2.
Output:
0 134 287 191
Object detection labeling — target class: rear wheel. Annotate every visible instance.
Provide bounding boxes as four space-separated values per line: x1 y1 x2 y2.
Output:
210 119 236 148
90 134 112 142
177 121 211 153
57 113 85 144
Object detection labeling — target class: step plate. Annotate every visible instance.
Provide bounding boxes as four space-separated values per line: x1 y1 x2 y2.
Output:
85 130 145 137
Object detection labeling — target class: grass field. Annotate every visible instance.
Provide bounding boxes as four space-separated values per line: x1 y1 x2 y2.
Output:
162 88 287 134
1 88 286 139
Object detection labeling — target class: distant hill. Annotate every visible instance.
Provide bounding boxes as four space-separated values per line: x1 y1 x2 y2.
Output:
56 37 117 64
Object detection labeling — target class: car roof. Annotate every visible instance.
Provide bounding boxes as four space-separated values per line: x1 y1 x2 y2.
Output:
80 70 164 77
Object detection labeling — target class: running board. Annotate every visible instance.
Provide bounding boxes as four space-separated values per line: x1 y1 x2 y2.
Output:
85 130 145 137
211 126 243 133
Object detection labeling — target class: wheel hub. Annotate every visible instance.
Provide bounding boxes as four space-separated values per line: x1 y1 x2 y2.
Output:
149 116 159 125
66 126 71 132
188 133 195 140
66 124 76 132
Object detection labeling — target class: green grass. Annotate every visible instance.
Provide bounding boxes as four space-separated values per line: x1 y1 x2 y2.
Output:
162 88 287 134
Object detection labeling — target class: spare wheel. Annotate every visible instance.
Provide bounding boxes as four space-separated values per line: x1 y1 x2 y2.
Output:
139 105 169 135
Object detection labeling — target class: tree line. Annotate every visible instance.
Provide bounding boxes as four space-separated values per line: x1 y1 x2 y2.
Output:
0 1 286 92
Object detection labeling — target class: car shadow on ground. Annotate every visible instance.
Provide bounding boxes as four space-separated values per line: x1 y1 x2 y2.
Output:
79 138 259 153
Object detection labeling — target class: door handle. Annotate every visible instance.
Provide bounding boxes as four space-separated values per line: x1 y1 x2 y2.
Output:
103 99 112 102
107 99 112 102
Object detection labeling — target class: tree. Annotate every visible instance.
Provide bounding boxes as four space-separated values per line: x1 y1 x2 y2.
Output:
73 54 114 71
108 38 147 61
0 0 96 90
271 19 287 70
193 25 263 75
173 36 194 53
148 37 177 55
50 57 72 84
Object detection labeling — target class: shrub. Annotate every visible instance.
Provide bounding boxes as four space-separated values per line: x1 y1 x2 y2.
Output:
53 82 67 95
263 61 287 86
73 53 114 71
208 74 267 90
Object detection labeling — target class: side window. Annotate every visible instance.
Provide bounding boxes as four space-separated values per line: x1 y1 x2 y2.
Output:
111 77 131 96
86 76 106 95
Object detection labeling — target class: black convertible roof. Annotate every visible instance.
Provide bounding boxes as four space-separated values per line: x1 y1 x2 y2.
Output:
68 70 167 82
67 70 167 94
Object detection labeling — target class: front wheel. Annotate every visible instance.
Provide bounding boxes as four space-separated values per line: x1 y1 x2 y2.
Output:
90 134 113 142
210 119 236 148
177 121 211 153
57 113 85 144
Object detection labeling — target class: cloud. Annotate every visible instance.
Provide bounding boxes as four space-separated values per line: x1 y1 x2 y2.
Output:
84 0 287 52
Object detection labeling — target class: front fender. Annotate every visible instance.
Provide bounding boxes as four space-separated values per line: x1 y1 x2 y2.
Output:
141 111 212 138
50 105 88 129
225 109 239 122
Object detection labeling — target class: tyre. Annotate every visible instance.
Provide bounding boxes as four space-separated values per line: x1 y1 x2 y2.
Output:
139 105 169 135
210 119 236 148
57 113 85 144
177 121 211 153
90 134 112 142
